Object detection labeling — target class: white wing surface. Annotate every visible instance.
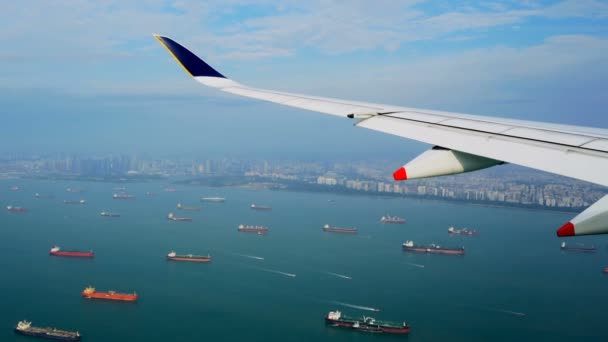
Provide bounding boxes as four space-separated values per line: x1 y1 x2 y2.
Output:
154 34 608 237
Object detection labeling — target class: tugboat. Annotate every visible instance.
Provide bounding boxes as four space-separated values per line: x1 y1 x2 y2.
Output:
402 240 465 255
238 224 268 234
14 320 81 341
82 286 137 302
49 246 94 258
250 204 272 211
325 310 410 334
167 212 192 222
448 226 478 235
380 215 406 224
560 242 596 253
6 205 28 212
323 224 358 234
167 251 211 262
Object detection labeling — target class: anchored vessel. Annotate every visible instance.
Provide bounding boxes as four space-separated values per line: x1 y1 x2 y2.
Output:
35 193 55 199
323 224 358 234
448 226 478 235
100 211 120 217
325 310 410 334
560 242 596 253
402 240 465 255
380 215 406 224
177 203 201 211
113 193 136 200
200 197 225 203
238 224 268 234
250 204 272 211
164 188 177 192
82 286 137 302
63 199 86 205
7 205 27 212
14 320 81 341
167 251 211 262
49 246 94 258
167 212 192 222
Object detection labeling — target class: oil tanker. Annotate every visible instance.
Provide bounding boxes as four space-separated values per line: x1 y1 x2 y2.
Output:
167 251 211 262
402 241 465 255
448 226 478 235
380 215 406 224
323 224 358 234
35 193 55 199
200 197 225 203
325 310 410 334
7 205 27 212
560 242 596 253
177 202 201 211
113 193 136 200
238 224 268 234
14 320 81 341
63 199 86 205
250 204 272 211
82 286 137 302
49 246 94 258
100 211 120 217
167 213 192 222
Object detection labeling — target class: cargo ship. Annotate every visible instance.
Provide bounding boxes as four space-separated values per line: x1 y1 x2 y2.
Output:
167 212 192 222
14 320 81 341
200 197 225 203
100 211 120 217
448 226 478 235
380 215 406 224
560 242 596 253
323 224 358 234
35 193 55 199
63 199 86 205
177 202 201 211
250 204 272 211
65 188 84 193
603 267 608 274
7 205 28 212
164 188 177 192
402 241 465 255
49 246 94 258
82 286 137 302
238 224 268 234
167 251 211 262
325 310 410 334
113 193 136 200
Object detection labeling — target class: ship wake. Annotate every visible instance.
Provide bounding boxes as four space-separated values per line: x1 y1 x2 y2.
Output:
332 301 380 312
325 272 352 280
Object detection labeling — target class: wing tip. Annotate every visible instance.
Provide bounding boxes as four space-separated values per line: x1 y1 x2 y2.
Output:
153 34 225 79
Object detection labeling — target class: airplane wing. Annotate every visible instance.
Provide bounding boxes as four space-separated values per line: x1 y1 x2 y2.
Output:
154 34 608 237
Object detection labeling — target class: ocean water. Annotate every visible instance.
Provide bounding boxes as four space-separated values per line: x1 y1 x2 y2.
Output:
1 179 607 341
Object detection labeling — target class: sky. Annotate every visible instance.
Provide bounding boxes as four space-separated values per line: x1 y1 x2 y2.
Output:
1 0 607 160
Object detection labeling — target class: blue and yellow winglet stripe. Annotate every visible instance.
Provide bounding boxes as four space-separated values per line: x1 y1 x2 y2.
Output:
153 34 225 78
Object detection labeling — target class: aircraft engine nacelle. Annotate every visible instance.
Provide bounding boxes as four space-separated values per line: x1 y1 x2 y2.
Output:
393 146 504 181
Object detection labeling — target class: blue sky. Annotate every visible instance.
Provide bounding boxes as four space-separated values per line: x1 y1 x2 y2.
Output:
1 0 607 159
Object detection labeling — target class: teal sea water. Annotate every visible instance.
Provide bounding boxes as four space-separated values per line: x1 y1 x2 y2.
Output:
1 179 607 341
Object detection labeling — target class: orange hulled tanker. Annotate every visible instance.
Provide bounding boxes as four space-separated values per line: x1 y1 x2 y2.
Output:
82 286 137 302
50 246 94 258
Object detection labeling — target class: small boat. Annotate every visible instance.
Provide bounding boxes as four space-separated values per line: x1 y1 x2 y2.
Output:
167 251 211 262
14 320 81 341
448 226 478 235
402 240 465 255
167 212 192 222
560 242 596 253
7 205 27 212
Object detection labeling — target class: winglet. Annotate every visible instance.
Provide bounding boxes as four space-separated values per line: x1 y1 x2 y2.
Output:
153 34 225 78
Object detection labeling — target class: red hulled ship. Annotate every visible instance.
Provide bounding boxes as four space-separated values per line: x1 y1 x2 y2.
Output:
7 205 27 212
49 246 94 258
82 286 137 302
